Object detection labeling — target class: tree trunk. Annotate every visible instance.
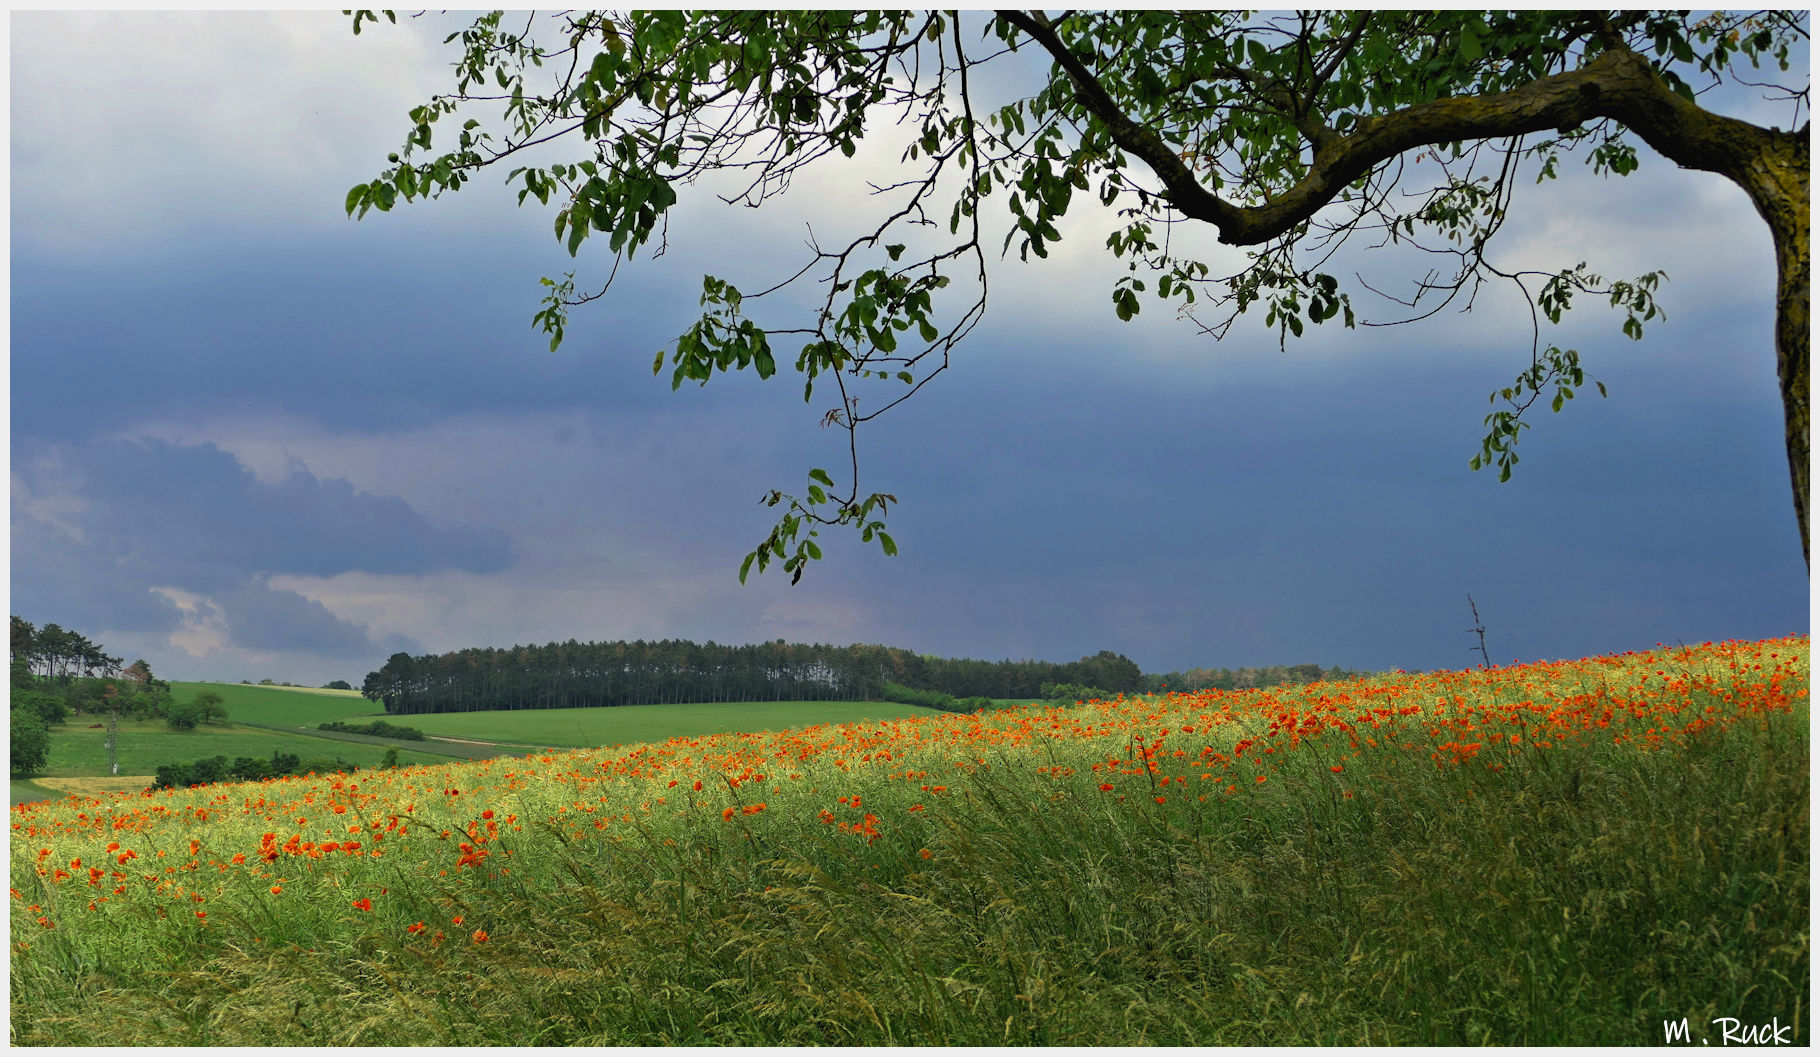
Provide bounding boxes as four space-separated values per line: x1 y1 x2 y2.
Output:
1741 131 1811 569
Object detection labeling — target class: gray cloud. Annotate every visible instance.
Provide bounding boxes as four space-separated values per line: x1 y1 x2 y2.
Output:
213 580 421 657
11 437 508 657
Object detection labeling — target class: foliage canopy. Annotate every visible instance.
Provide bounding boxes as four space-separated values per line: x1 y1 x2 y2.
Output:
347 9 1811 573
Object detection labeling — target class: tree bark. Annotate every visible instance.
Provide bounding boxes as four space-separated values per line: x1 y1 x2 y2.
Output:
1736 132 1810 569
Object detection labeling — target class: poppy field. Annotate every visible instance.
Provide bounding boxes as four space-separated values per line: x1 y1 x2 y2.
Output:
10 636 1808 1045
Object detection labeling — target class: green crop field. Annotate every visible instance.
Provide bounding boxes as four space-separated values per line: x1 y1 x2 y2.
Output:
386 698 976 748
36 718 458 779
170 682 388 727
170 680 1051 749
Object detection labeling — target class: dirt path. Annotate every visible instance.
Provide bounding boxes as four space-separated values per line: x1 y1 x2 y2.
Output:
427 735 554 750
34 776 155 796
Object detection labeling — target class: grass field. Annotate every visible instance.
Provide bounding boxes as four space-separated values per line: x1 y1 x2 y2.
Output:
12 636 1807 1045
9 781 59 808
388 698 978 747
170 682 385 727
170 682 983 749
22 686 980 806
35 718 458 779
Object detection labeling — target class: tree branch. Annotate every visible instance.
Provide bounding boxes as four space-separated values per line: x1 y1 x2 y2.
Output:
999 12 1791 248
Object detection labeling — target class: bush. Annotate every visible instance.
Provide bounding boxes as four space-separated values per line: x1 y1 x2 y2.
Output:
152 748 328 789
297 757 357 776
878 681 957 711
324 680 353 691
188 756 229 785
192 690 228 723
877 682 992 714
1040 682 1120 704
13 688 67 726
10 709 50 775
230 756 272 782
166 701 203 731
319 719 426 740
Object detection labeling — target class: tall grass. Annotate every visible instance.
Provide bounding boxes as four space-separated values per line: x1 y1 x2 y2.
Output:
12 637 1807 1045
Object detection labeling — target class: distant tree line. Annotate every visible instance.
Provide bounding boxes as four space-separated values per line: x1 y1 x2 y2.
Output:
361 639 1146 715
1141 663 1368 693
12 616 122 680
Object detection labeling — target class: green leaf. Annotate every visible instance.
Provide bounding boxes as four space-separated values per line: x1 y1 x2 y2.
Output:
809 468 834 488
1458 25 1482 63
877 532 897 557
738 551 756 584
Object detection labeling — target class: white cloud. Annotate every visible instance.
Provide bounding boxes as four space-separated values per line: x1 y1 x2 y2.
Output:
148 586 229 658
12 10 452 255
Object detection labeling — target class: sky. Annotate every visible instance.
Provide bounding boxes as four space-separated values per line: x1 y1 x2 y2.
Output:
9 10 1811 688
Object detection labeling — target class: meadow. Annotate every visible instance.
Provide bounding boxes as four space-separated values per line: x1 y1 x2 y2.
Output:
168 683 385 728
10 636 1808 1045
384 698 1000 748
34 718 457 779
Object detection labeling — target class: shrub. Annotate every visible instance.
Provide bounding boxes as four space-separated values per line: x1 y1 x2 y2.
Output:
319 719 426 740
13 688 67 726
297 757 357 776
192 690 228 723
152 748 329 789
10 708 50 775
230 756 272 781
876 682 994 714
188 756 230 785
1040 682 1120 704
878 681 958 711
166 701 203 731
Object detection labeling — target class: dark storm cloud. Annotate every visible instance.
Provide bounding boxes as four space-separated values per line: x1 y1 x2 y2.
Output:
214 581 421 657
7 237 736 445
58 437 513 579
7 11 1806 687
11 437 507 652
